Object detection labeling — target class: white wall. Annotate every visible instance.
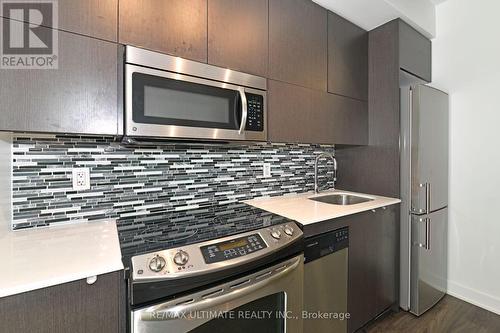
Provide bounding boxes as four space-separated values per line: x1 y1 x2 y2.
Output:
431 0 500 315
385 0 436 37
313 0 436 37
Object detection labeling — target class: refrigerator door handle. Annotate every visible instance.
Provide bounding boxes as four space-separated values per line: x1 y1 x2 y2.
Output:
413 217 431 251
427 217 431 251
426 183 431 214
412 183 430 214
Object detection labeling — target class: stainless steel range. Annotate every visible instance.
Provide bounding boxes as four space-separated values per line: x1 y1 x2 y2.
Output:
128 221 304 333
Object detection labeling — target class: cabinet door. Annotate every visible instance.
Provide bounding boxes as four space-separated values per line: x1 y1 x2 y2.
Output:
374 205 398 316
0 0 118 41
328 12 368 101
399 20 431 82
0 21 119 135
268 80 322 144
321 93 368 145
208 0 268 76
0 271 122 333
268 80 368 145
347 210 377 333
119 0 207 62
269 0 327 90
347 206 398 333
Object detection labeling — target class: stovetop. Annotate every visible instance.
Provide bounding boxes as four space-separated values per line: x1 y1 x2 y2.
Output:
120 202 298 267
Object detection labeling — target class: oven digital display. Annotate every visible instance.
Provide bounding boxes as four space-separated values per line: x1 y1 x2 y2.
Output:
201 234 267 264
219 239 249 251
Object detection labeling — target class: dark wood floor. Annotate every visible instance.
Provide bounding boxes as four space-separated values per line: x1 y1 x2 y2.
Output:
363 295 500 333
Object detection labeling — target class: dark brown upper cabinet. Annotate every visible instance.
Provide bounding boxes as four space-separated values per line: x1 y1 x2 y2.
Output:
119 0 208 63
0 0 118 41
328 12 368 101
399 20 432 82
322 93 368 145
268 80 319 144
208 0 268 76
0 20 119 135
269 0 328 91
268 80 367 145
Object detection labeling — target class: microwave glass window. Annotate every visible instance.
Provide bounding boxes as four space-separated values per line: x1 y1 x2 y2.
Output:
144 86 230 123
132 73 240 130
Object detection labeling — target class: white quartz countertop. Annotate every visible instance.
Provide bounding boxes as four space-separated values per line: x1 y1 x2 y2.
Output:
0 220 123 298
245 189 401 225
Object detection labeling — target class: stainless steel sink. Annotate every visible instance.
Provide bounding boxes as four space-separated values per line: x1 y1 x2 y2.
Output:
309 193 374 205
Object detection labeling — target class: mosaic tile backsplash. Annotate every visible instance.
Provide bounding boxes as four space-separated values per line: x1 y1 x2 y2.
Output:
11 135 335 253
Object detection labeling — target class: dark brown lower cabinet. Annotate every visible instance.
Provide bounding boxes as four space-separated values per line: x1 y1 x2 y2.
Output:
268 80 368 145
348 206 398 333
0 271 124 333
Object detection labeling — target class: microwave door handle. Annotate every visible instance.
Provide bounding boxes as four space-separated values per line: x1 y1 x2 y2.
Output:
238 87 247 135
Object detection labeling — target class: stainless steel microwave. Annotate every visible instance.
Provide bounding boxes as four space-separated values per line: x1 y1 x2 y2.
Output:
125 46 267 142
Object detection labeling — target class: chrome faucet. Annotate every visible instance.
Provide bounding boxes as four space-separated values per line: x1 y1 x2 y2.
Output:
314 152 337 194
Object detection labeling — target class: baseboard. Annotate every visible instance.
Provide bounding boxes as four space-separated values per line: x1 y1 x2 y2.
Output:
447 280 500 316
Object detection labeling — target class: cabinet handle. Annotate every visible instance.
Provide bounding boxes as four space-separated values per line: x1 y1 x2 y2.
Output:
86 276 98 285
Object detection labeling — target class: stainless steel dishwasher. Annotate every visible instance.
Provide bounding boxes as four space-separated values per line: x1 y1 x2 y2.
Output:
304 227 349 333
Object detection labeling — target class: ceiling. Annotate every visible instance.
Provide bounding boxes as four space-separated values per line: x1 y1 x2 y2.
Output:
313 0 437 38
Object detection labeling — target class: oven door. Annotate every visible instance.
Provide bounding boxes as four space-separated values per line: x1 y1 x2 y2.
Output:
131 255 303 333
125 64 267 142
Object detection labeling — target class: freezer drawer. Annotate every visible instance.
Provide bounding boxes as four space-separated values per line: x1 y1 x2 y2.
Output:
410 85 449 214
410 207 448 316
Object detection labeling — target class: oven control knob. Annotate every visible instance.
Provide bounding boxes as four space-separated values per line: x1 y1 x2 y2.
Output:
173 250 189 266
284 225 294 236
270 229 281 240
149 255 166 272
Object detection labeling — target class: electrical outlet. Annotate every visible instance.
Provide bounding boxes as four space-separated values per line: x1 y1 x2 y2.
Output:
263 163 271 178
72 168 90 191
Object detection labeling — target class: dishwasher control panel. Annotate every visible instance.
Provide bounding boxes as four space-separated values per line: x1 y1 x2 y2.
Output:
304 227 349 263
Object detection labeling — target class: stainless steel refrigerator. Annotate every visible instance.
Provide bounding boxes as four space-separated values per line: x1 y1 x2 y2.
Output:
399 83 449 316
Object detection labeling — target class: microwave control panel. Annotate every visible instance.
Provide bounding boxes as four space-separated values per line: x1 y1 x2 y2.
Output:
246 93 264 131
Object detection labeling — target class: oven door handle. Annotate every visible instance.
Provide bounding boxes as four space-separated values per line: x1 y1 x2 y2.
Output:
238 87 247 135
147 256 300 317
